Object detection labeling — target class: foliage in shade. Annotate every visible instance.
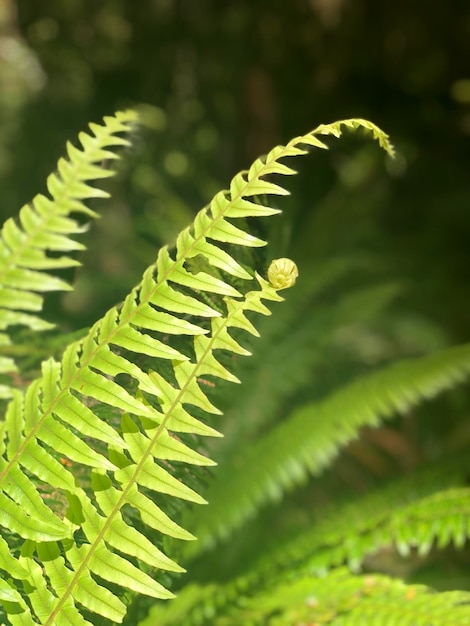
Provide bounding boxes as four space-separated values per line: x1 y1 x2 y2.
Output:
141 568 470 626
145 440 470 624
186 343 470 554
238 569 470 626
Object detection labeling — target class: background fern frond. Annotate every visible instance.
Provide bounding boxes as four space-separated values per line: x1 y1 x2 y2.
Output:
0 110 137 394
236 569 470 626
140 568 470 626
143 453 470 624
254 454 470 576
186 343 470 554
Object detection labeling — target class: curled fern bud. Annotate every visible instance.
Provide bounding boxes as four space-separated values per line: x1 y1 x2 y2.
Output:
267 257 298 290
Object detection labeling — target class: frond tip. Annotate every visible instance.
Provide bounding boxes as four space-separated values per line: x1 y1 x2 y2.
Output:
313 117 396 158
267 258 299 290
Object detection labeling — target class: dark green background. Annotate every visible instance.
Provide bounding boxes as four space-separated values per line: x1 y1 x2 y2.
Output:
1 0 468 339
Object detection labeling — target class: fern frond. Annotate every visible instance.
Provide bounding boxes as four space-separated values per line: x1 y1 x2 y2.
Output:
0 110 137 389
0 277 285 624
256 455 470 577
186 342 470 554
0 115 392 624
239 569 470 626
139 568 470 626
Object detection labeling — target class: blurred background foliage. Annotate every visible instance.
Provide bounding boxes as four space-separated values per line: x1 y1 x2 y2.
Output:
1 0 470 620
1 0 468 335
